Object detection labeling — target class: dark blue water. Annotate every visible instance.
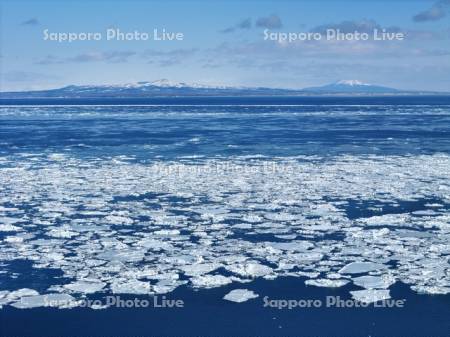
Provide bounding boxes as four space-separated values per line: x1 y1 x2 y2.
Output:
2 95 450 105
2 277 450 337
1 96 450 159
0 97 449 337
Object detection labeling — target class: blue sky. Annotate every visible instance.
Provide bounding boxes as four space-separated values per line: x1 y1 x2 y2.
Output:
1 0 450 91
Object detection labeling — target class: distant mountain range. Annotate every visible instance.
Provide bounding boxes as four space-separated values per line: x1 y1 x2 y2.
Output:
302 80 399 93
0 79 443 98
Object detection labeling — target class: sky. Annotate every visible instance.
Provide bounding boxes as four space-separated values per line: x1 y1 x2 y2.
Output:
1 0 450 91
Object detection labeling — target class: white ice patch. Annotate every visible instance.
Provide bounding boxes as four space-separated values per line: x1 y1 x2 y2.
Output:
48 228 78 238
0 224 21 232
110 279 152 294
181 263 222 276
410 285 450 295
64 280 106 294
352 275 396 289
305 279 349 288
7 288 39 301
227 262 273 278
350 289 391 304
4 236 24 243
339 262 386 275
191 275 232 288
11 293 77 309
223 289 259 303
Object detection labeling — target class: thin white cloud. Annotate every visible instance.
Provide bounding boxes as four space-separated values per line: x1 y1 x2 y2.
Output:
35 51 136 64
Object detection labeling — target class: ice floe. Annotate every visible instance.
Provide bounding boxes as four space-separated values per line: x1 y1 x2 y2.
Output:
339 262 386 275
0 153 449 308
0 224 21 232
191 275 232 288
352 275 396 290
227 262 273 278
110 279 152 295
305 279 349 288
350 289 391 304
11 293 77 309
64 280 106 294
223 289 259 303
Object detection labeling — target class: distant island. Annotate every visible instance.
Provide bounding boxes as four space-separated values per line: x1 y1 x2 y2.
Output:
0 79 446 98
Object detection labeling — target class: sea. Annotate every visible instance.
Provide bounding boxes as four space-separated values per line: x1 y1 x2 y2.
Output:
0 96 449 337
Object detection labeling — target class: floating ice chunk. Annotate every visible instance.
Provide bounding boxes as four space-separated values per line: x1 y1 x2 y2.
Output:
11 293 77 309
242 214 263 223
7 288 39 300
327 272 347 279
0 217 21 224
339 262 386 274
199 207 229 220
424 203 443 208
154 229 180 236
412 210 437 216
4 236 24 243
47 252 65 261
84 259 107 267
0 224 20 232
152 279 186 294
362 214 409 227
47 153 66 161
227 262 273 278
305 279 349 288
350 289 391 304
137 238 174 250
0 298 9 308
110 279 152 294
105 215 134 225
181 263 221 276
352 275 395 289
0 206 19 212
274 234 297 240
145 272 179 281
188 137 201 143
264 213 298 221
133 268 158 278
290 252 324 262
191 275 232 288
192 231 208 238
223 289 259 303
48 228 78 238
396 229 434 238
97 249 145 263
371 228 390 238
48 228 78 239
410 285 450 295
269 241 314 251
295 271 321 278
64 280 106 294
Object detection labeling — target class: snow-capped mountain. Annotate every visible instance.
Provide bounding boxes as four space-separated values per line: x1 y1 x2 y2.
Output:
120 79 231 89
303 80 398 93
0 80 294 98
0 79 423 98
61 79 229 91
